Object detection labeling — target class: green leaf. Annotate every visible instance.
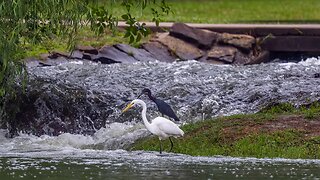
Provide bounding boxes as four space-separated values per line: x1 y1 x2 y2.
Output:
124 31 131 38
121 14 129 20
129 35 135 44
136 33 142 42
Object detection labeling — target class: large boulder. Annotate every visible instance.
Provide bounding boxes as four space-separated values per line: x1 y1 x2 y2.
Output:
170 23 219 50
95 45 137 64
142 41 176 63
155 32 203 60
114 44 158 62
219 33 256 52
207 46 238 63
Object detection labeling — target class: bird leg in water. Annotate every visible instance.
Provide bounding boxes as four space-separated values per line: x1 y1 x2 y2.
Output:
169 137 173 152
159 139 162 154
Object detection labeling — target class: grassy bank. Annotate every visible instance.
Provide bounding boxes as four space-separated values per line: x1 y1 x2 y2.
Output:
111 0 320 24
130 103 320 159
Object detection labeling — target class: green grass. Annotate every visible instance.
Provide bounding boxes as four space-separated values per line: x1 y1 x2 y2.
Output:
111 0 320 24
130 102 320 159
166 0 320 24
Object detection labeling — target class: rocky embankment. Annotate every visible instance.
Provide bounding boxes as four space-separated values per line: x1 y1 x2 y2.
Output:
27 23 269 67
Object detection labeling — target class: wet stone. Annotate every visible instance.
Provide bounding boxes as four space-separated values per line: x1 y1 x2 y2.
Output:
156 32 203 60
170 23 219 50
219 33 256 51
114 44 158 62
48 51 70 59
96 46 137 64
76 45 99 55
207 46 238 63
142 41 176 63
82 53 93 60
247 51 270 65
26 57 72 67
70 50 84 59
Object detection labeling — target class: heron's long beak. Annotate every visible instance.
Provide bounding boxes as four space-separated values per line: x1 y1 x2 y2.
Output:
122 102 133 113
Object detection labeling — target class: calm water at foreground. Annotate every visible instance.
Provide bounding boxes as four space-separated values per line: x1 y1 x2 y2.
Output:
1 150 320 179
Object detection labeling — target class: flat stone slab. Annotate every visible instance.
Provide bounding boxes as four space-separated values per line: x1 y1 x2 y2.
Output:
76 45 99 55
114 44 158 62
25 57 72 67
207 46 238 63
142 41 176 63
219 33 255 51
47 51 84 60
170 23 219 49
156 32 203 60
96 46 137 64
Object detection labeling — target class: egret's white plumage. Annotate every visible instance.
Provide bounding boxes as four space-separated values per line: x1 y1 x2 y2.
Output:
122 99 184 153
146 116 184 140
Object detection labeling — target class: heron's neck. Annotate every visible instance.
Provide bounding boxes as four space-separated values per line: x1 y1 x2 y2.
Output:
147 93 156 101
140 100 152 130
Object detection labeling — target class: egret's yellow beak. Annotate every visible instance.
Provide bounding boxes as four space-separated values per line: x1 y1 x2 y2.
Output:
122 102 133 113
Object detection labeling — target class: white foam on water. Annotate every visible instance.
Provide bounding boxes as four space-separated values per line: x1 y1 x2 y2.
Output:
0 121 148 154
299 56 320 66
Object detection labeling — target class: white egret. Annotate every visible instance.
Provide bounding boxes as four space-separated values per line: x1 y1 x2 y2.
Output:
122 99 184 154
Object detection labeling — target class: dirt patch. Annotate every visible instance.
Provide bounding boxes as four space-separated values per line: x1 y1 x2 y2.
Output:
220 115 320 143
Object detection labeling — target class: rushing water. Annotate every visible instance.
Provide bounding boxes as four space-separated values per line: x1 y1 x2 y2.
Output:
2 57 320 179
12 56 320 137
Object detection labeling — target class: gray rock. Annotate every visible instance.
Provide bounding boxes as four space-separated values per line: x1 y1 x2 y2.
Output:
233 51 253 65
25 57 73 67
95 46 137 64
114 44 158 62
170 23 219 50
219 33 256 51
48 51 84 60
198 56 227 64
207 46 238 63
82 53 93 60
246 51 270 65
156 32 203 60
142 41 176 63
76 45 99 55
70 50 84 59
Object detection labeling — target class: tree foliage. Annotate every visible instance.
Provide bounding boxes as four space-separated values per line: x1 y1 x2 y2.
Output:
0 0 170 124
